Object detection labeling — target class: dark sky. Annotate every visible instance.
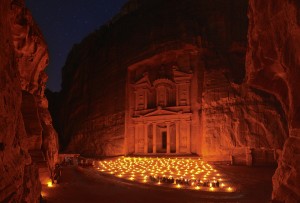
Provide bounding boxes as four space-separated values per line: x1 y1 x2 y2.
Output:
25 0 128 92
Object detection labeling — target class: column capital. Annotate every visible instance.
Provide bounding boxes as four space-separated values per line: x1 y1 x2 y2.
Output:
165 121 171 125
144 123 148 154
167 123 171 153
153 123 157 153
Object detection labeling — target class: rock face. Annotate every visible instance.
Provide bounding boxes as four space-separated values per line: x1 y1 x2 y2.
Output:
58 0 254 157
247 0 300 201
57 0 287 164
0 0 58 202
202 70 288 164
53 0 300 201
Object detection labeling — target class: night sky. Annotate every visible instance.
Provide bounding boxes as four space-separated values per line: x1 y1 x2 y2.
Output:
25 0 128 92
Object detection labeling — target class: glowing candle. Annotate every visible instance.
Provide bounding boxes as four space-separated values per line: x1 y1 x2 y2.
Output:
227 187 233 192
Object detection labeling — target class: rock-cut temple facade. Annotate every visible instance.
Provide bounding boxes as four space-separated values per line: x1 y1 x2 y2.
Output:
125 51 201 155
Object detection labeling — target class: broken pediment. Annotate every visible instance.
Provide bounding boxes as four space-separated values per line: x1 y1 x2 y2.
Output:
173 68 192 83
133 72 151 88
143 108 179 117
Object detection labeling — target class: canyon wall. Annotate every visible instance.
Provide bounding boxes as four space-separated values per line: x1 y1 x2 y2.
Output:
202 70 287 164
58 0 287 164
247 0 300 201
55 0 300 201
58 0 254 157
0 0 58 202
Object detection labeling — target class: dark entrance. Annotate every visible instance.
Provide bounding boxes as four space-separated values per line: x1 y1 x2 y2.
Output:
162 132 167 149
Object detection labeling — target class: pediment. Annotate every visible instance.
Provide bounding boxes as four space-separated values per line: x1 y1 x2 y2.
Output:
135 73 151 86
143 109 178 117
173 69 192 82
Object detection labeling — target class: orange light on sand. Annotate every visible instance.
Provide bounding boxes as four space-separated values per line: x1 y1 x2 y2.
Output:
95 157 235 192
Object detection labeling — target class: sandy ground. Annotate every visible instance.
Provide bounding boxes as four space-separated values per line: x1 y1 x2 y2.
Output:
41 164 276 203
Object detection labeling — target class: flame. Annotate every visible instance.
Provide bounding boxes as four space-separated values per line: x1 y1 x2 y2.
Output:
95 157 235 192
47 181 53 187
227 187 233 191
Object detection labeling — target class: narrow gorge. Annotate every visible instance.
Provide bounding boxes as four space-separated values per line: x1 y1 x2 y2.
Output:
0 0 299 202
0 0 58 202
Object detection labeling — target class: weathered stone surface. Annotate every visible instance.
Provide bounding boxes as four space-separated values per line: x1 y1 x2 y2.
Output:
202 70 288 164
21 165 41 203
13 0 59 179
49 0 300 200
57 0 249 157
0 0 58 202
247 0 300 201
246 0 300 129
21 91 43 150
272 135 300 202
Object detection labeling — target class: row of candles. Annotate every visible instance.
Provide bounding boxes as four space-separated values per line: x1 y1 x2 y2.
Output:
96 157 235 192
149 175 221 187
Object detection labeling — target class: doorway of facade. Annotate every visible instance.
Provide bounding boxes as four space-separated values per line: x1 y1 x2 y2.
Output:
162 131 167 150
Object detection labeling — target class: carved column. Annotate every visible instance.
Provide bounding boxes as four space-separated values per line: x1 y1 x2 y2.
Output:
187 120 191 153
167 122 170 153
176 85 179 106
134 91 138 110
144 123 148 154
186 83 191 106
144 90 147 110
153 123 157 153
134 124 138 153
176 121 180 154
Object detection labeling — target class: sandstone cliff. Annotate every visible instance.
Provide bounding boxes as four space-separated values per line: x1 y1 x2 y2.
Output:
58 0 287 163
54 0 300 201
247 0 300 201
58 0 252 157
0 0 58 202
202 70 287 163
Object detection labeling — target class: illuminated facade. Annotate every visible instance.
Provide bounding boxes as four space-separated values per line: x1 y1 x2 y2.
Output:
125 51 201 155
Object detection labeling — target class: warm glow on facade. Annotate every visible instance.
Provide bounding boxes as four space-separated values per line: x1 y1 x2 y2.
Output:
96 157 236 192
126 63 199 156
